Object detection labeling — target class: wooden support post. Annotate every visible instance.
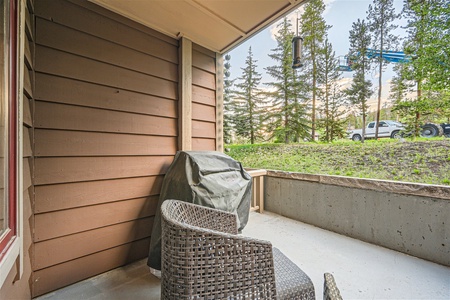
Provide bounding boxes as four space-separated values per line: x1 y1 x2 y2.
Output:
247 169 267 213
256 176 264 213
215 52 224 152
178 37 192 151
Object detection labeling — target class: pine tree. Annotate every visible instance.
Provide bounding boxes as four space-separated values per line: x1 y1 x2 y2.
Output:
329 85 348 141
393 0 450 136
402 0 449 91
316 38 345 142
265 18 309 143
233 47 264 144
366 0 399 138
345 19 373 143
389 63 411 105
300 0 330 141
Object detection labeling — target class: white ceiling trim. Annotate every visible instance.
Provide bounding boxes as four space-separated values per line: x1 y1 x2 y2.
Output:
90 0 227 52
221 1 306 53
89 0 309 54
187 0 246 36
89 0 180 39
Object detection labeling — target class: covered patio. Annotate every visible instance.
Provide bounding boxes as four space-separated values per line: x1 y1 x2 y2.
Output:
35 210 450 299
1 0 449 299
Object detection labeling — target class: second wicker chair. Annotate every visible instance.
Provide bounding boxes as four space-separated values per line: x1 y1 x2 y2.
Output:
160 199 315 299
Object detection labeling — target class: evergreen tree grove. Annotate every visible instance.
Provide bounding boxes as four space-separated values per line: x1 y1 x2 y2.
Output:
345 19 373 143
367 0 399 138
233 47 264 144
392 0 450 136
265 18 310 143
300 0 330 141
317 38 346 142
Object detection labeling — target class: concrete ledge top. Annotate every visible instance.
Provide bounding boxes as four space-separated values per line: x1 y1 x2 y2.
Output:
266 170 450 201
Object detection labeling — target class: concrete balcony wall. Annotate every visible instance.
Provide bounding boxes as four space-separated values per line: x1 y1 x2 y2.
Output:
264 171 450 267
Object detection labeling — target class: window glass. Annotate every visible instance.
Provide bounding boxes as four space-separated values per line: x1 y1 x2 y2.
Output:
368 122 374 128
0 0 9 238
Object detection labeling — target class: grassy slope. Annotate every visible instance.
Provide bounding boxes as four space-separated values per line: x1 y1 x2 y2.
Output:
226 138 450 186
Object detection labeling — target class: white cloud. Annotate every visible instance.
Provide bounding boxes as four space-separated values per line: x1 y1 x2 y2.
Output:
323 0 337 15
269 13 298 41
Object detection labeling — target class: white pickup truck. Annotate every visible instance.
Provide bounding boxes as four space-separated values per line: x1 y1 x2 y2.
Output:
347 120 405 141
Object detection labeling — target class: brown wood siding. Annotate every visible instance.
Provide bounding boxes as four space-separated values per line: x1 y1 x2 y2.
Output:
32 0 178 296
32 238 150 297
34 130 177 157
35 73 178 118
0 0 34 298
36 18 178 82
193 85 216 106
192 138 217 151
192 102 216 123
192 120 216 138
34 156 172 185
192 47 216 150
34 217 155 270
34 176 164 214
35 102 178 137
34 197 158 242
35 46 178 99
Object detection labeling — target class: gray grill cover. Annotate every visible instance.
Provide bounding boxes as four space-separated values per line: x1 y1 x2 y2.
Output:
147 150 252 270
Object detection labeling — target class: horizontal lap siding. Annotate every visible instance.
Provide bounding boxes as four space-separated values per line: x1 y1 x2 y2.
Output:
34 130 177 157
33 0 178 296
34 177 164 213
192 45 216 150
34 156 172 185
35 102 177 137
34 73 178 118
34 217 155 270
33 238 151 297
34 197 158 242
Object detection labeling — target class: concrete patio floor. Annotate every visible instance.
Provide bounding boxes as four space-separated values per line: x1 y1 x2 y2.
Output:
36 211 450 299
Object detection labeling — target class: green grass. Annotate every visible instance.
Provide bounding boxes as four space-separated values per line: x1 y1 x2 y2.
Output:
226 138 450 186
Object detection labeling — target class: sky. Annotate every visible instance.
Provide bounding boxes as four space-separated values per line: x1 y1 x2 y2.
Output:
227 0 407 111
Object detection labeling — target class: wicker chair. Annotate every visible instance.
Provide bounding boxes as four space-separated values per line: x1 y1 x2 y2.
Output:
160 199 315 299
323 273 343 300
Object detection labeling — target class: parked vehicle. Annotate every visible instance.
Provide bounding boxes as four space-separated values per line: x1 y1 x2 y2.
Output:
348 120 405 142
420 123 450 138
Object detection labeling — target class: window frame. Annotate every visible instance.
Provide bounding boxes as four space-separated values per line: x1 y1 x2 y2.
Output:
0 0 20 288
0 0 17 255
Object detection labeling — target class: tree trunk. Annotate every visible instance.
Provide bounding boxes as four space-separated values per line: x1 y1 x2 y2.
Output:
362 113 366 143
415 81 422 138
375 6 386 140
311 50 316 142
375 50 383 139
285 97 289 144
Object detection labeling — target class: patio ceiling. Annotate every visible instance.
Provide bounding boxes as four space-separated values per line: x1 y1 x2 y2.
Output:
89 0 309 53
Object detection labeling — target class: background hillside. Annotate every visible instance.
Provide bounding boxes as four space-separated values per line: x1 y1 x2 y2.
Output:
226 139 450 186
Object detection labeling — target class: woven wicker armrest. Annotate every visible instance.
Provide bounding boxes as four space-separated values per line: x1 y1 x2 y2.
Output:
273 248 315 300
162 199 239 234
324 273 343 300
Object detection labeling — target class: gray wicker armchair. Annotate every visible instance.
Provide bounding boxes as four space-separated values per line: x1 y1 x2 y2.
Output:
160 199 315 299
